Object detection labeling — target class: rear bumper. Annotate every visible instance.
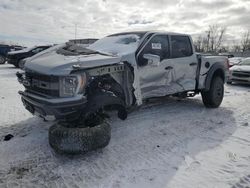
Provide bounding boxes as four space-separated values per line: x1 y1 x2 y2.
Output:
19 91 87 120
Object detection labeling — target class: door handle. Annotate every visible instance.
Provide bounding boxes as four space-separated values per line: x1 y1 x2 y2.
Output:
165 66 173 70
189 62 197 66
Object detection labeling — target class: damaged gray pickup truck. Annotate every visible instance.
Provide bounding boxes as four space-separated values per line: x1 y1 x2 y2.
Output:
17 31 229 154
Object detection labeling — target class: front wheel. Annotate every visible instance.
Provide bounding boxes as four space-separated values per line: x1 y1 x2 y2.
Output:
49 119 111 154
201 76 224 108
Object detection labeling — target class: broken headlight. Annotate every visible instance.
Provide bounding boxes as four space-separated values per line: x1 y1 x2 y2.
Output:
59 74 86 97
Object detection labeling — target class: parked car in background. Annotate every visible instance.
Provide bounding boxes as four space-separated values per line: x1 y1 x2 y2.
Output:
0 44 24 64
228 57 250 84
228 57 244 67
7 45 52 68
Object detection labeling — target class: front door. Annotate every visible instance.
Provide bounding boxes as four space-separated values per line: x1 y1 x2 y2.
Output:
137 34 198 99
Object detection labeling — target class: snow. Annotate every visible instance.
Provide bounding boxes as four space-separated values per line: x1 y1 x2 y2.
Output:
0 63 250 188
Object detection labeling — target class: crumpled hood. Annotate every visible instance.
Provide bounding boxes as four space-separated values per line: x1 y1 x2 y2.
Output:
25 51 122 75
230 65 250 72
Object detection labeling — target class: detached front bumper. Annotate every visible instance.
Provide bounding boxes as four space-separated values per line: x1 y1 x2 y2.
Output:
19 91 87 120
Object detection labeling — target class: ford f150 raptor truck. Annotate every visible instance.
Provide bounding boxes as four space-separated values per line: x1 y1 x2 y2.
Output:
16 31 229 153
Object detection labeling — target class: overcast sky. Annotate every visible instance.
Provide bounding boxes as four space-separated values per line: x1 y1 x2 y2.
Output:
0 0 249 46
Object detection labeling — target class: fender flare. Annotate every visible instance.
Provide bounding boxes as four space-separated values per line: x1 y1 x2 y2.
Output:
204 62 226 91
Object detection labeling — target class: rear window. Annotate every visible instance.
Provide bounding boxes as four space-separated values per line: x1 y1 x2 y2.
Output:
170 35 193 58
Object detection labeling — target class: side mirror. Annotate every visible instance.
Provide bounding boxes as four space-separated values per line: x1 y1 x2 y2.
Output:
143 54 160 66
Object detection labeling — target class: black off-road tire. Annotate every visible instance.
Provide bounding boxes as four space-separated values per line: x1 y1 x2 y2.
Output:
0 55 5 64
201 76 224 108
49 121 111 154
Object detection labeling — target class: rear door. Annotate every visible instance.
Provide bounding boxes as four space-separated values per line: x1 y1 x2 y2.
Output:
169 35 198 91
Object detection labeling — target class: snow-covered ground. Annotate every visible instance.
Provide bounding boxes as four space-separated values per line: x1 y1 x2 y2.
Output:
0 63 250 188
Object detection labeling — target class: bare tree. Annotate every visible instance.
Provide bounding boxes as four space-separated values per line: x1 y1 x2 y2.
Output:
205 30 210 52
241 30 250 52
215 27 226 51
207 25 227 52
194 25 227 53
232 45 241 52
194 36 203 52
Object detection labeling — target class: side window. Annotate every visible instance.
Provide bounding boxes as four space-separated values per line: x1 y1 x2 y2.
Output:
31 47 45 54
31 48 40 54
138 35 169 66
170 36 193 58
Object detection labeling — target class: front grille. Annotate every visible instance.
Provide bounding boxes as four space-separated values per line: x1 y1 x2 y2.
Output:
26 72 59 82
232 71 250 78
24 72 60 97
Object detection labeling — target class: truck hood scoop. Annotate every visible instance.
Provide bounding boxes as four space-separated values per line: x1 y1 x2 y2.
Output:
25 51 121 75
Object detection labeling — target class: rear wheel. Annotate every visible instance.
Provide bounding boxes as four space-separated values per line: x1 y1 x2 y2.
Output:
201 76 224 108
0 55 5 64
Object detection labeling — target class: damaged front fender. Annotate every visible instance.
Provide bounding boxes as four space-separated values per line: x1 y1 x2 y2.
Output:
83 90 127 120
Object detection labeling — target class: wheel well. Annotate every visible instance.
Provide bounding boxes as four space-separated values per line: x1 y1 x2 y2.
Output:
204 66 226 91
213 69 225 82
86 74 125 100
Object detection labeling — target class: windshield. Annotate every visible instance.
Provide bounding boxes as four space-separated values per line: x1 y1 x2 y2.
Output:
239 58 250 65
88 32 146 55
